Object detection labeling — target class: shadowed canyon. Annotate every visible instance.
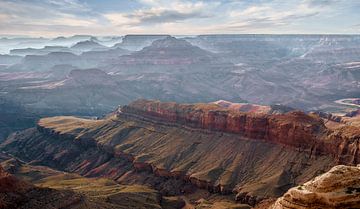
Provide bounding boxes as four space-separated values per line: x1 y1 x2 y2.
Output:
0 33 360 208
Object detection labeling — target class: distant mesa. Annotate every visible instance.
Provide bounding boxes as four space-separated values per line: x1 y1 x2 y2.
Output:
113 36 219 66
51 35 97 43
52 36 66 41
10 45 71 56
9 39 107 57
6 51 79 72
9 39 108 57
114 34 171 51
150 36 193 48
71 40 107 51
0 54 22 65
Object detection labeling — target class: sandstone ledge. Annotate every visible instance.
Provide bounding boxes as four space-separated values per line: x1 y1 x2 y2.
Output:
272 165 360 209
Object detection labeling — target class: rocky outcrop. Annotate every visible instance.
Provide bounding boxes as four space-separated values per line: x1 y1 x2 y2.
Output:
0 165 83 209
1 115 334 206
325 126 360 165
271 165 360 209
0 160 176 209
0 165 30 193
114 34 171 51
120 100 360 165
2 100 359 206
312 111 342 123
114 36 220 66
70 40 107 52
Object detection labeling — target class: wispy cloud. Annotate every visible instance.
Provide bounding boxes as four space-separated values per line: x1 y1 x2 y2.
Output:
0 0 102 36
127 8 211 24
351 23 360 32
304 0 339 7
105 0 216 26
0 0 359 36
224 1 321 31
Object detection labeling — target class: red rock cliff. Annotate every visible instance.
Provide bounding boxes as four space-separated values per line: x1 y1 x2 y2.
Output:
120 99 359 164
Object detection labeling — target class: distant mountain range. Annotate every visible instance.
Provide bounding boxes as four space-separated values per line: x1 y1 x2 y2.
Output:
0 34 360 140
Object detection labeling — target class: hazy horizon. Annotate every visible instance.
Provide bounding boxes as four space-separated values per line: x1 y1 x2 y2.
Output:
2 33 360 39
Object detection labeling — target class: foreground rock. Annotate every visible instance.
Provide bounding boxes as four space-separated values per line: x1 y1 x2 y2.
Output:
271 165 360 209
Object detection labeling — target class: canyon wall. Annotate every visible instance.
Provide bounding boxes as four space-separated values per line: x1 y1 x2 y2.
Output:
2 100 359 206
121 99 360 164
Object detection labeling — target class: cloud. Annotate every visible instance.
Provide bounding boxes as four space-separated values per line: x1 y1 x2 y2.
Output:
104 13 137 26
0 0 102 36
126 8 210 24
304 0 339 7
104 0 215 26
0 0 359 36
224 2 321 32
0 13 10 22
46 0 90 11
232 6 271 17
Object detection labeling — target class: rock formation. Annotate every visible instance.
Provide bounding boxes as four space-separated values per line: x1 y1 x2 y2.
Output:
121 100 360 165
113 36 222 66
312 111 342 123
114 34 171 51
271 165 360 209
0 158 184 209
0 165 84 209
70 40 107 52
0 165 30 193
2 100 359 206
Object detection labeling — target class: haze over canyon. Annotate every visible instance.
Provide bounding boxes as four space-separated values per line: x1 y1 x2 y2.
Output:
0 33 359 209
1 1 360 208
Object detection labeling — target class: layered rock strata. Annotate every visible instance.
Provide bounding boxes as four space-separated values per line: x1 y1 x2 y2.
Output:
1 100 359 206
121 99 360 164
271 165 360 209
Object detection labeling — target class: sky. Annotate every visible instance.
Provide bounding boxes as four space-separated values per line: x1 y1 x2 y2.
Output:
0 0 360 37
